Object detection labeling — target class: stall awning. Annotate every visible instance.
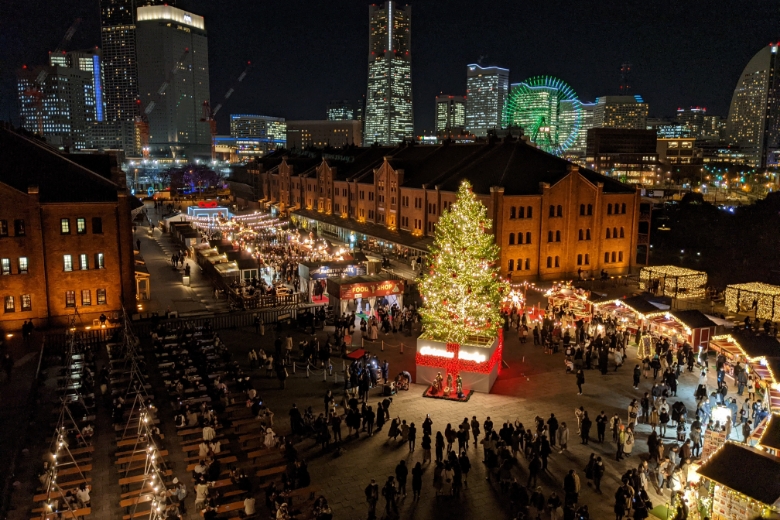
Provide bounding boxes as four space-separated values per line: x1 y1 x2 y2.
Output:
697 443 780 506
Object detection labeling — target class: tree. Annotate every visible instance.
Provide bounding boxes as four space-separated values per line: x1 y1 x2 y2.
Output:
418 180 508 344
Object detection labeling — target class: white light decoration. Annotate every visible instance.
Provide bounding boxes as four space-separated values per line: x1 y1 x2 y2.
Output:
458 350 487 363
419 346 454 359
639 265 707 299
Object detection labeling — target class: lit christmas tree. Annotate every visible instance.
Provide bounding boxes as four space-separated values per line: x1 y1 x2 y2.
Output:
419 180 508 345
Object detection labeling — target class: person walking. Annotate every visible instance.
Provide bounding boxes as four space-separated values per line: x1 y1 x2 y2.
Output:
580 412 592 445
408 422 417 452
382 476 398 515
563 469 581 507
547 414 559 448
596 411 608 443
470 416 480 446
557 422 569 453
435 432 445 462
395 460 408 498
365 478 379 519
593 457 605 493
633 364 641 389
421 432 432 464
459 450 471 487
576 369 585 395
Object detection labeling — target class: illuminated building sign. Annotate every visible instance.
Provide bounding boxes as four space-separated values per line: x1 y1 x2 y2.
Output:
419 346 454 358
198 201 219 208
339 279 404 299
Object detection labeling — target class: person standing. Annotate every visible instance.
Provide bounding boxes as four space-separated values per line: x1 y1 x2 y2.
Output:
596 411 608 443
408 422 417 452
421 432 432 463
557 422 569 453
593 457 605 493
563 469 581 507
633 364 641 389
580 412 592 445
411 462 423 500
365 406 376 436
459 450 471 487
576 369 585 395
470 416 480 445
395 460 408 498
435 432 445 463
382 476 398 515
616 425 626 461
547 414 559 448
365 478 379 519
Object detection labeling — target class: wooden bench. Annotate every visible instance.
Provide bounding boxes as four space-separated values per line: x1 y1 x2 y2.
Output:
31 507 90 520
121 510 153 520
231 418 265 433
186 455 237 472
116 434 164 448
200 500 245 516
119 494 154 508
37 477 91 493
238 432 265 446
184 448 230 463
255 465 286 480
118 469 172 486
116 450 168 466
69 446 95 456
222 489 247 499
56 464 92 477
180 433 225 447
114 418 160 432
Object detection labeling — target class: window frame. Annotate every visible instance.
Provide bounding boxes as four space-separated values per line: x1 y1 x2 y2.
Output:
18 257 28 274
61 218 71 234
76 218 87 234
4 296 14 313
0 220 7 237
1 258 10 275
65 290 76 308
21 294 32 311
63 255 73 272
79 254 89 271
92 217 103 234
96 289 107 305
81 289 91 306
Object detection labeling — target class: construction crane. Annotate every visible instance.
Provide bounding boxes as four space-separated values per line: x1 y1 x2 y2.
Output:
201 61 253 161
22 18 82 135
134 48 190 158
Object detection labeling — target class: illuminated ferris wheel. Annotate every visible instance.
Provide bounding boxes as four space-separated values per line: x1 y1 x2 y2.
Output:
502 76 582 156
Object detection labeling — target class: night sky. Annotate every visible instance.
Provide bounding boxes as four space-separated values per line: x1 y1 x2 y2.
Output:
1 0 777 135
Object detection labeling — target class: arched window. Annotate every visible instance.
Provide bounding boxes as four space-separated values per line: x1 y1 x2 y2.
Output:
549 205 555 217
604 252 610 263
510 207 516 219
527 206 533 218
517 258 523 271
548 231 553 243
509 233 515 245
578 229 583 241
508 259 514 271
579 204 585 216
619 227 625 238
555 230 561 242
606 228 611 239
546 257 552 268
556 205 563 217
612 251 617 263
518 206 525 219
587 204 593 216
607 203 613 215
585 254 590 265
518 233 524 245
586 229 591 240
577 254 583 266
555 256 560 267
613 227 618 238
621 203 626 214
619 251 624 262
525 232 532 244
525 259 531 270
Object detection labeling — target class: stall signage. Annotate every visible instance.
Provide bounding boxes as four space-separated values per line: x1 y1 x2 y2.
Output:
198 201 219 208
339 279 404 299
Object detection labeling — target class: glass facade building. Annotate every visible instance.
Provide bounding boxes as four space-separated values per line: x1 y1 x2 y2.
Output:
593 95 649 130
434 95 466 132
364 1 413 145
465 64 509 137
727 44 780 167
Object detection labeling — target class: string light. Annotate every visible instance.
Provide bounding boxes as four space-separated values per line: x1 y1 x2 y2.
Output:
725 282 780 321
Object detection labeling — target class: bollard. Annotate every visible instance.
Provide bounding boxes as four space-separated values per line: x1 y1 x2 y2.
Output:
362 337 364 347
400 343 404 354
323 369 327 382
381 340 384 351
292 362 296 374
306 365 310 378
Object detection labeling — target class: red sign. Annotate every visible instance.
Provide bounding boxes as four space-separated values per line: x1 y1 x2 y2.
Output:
198 201 218 208
339 279 404 299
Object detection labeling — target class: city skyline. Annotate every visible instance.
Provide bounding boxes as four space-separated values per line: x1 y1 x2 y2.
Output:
1 0 776 136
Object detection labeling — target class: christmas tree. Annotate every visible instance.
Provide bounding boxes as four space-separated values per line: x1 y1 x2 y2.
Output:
419 180 508 344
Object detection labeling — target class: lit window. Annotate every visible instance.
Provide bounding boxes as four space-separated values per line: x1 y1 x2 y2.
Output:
77 218 86 234
61 218 70 234
64 255 73 272
4 296 14 313
1 258 9 275
18 257 28 274
65 291 76 308
81 289 91 306
79 254 88 270
21 294 31 311
97 288 106 305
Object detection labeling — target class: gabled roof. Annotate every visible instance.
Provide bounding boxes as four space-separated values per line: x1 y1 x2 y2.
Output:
0 126 120 203
697 443 780 504
730 331 780 359
669 309 717 330
759 413 780 451
620 295 661 315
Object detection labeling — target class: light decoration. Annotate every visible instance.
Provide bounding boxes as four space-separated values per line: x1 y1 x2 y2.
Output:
710 334 780 390
646 310 693 338
418 180 509 345
415 333 504 375
419 346 454 359
639 265 707 299
724 282 780 321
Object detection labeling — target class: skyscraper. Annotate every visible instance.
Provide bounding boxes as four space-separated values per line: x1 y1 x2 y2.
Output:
135 4 211 157
327 100 355 121
676 107 707 137
435 95 466 132
593 95 649 130
99 0 167 123
727 43 780 167
465 64 509 137
364 1 413 145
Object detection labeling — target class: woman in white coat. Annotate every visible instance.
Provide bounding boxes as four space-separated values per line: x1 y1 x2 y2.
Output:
623 426 635 457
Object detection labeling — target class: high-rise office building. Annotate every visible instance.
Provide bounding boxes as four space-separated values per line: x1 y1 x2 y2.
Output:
727 43 780 167
230 115 287 141
586 128 658 185
17 61 97 149
49 49 106 123
364 1 413 145
435 95 466 132
676 107 707 137
465 64 509 137
593 95 649 130
99 0 167 123
570 101 596 157
286 120 363 148
135 5 211 157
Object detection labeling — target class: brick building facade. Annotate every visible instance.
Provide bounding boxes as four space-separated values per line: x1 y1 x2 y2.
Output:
249 138 649 281
0 128 136 331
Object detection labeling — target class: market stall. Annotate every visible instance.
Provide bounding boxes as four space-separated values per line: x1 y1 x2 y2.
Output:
592 295 661 336
639 265 707 299
545 282 594 323
725 282 780 321
646 309 717 350
326 274 405 318
756 413 780 456
709 333 780 411
696 442 780 520
298 260 368 303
